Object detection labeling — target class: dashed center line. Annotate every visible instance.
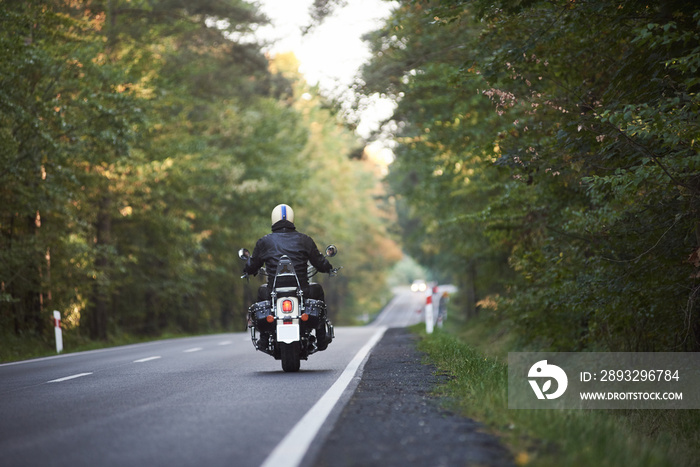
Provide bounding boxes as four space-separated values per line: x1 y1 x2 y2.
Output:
42 339 231 384
47 372 93 383
133 356 161 363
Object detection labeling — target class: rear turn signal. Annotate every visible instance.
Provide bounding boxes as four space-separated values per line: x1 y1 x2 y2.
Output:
266 315 274 323
282 300 293 313
301 313 309 322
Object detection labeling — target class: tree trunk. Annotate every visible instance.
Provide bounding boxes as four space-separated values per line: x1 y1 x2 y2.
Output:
464 260 477 319
21 212 45 335
89 194 111 340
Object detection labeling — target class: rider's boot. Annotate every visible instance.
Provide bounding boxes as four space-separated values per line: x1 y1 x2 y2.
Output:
316 319 331 351
257 332 270 350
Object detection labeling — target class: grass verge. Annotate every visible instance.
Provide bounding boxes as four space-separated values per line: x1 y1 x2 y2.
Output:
415 316 700 466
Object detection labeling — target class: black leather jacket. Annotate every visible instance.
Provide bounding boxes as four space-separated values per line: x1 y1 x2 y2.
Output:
244 220 332 287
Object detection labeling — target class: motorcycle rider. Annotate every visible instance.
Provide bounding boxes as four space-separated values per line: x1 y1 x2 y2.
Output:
243 204 333 348
243 204 334 349
243 203 335 353
243 203 333 301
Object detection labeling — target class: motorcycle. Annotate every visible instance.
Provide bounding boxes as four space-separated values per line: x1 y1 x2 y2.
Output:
238 245 340 372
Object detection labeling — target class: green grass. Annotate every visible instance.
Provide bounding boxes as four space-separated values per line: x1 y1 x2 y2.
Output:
414 316 700 466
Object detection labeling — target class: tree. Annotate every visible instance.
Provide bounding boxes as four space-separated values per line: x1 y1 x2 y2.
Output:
1 0 403 354
358 1 514 316
0 1 141 340
361 0 700 350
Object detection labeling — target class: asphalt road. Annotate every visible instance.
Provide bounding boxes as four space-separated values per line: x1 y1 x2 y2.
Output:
0 286 476 467
0 327 385 467
309 286 512 467
371 286 427 328
310 328 513 467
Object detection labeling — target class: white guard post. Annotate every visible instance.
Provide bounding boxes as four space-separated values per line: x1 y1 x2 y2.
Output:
53 310 63 353
425 289 434 334
436 287 446 329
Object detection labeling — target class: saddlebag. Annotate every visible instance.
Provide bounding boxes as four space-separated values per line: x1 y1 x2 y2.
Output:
304 299 326 328
249 301 274 332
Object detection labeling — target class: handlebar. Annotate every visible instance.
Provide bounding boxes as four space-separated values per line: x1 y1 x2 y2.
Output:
308 266 343 278
241 267 267 280
329 266 343 277
243 267 342 280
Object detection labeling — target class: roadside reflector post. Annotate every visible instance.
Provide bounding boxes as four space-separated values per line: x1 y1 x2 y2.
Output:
425 289 434 334
436 288 447 329
53 310 63 353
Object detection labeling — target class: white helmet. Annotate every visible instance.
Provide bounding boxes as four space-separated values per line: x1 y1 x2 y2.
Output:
271 204 294 225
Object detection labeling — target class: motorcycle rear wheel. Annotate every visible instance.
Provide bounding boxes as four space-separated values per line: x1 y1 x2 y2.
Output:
280 342 301 372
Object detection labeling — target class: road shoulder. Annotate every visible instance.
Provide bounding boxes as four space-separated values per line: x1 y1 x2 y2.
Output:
309 327 513 467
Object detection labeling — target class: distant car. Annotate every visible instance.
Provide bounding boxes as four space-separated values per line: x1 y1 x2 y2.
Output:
410 279 427 292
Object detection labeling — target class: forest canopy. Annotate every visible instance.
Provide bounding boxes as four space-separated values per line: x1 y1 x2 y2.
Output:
0 0 399 355
359 0 700 351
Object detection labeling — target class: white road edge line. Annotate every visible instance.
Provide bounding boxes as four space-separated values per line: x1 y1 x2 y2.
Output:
133 356 161 363
260 326 388 467
218 341 232 346
47 372 93 383
183 347 202 353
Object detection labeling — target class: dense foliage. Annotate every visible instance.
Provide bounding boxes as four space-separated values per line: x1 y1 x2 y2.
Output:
361 0 700 351
0 0 398 353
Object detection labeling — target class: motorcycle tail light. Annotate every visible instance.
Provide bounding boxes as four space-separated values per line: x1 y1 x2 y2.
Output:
282 299 293 313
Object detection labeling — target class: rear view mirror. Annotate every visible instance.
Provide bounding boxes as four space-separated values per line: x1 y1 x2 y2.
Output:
325 245 338 258
238 248 250 260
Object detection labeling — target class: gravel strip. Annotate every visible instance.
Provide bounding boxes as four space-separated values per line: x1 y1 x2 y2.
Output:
311 328 513 467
